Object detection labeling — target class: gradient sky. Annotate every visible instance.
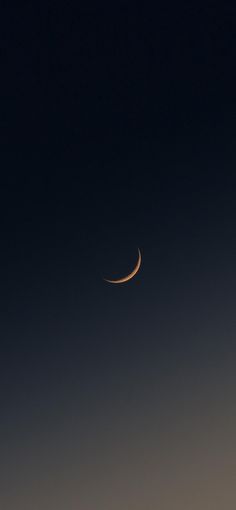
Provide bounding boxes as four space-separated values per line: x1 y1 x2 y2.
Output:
1 2 236 509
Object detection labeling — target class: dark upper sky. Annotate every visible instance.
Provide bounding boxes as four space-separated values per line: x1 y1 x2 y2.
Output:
1 2 236 509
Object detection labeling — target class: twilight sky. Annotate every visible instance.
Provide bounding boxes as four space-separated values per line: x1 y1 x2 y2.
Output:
1 2 236 509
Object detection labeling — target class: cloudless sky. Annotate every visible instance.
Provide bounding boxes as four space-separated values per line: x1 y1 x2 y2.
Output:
1 2 236 509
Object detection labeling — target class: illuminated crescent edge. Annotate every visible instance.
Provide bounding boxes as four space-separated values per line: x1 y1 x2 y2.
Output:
104 248 141 284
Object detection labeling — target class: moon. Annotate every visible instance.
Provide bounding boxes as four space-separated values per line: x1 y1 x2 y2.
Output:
104 248 142 284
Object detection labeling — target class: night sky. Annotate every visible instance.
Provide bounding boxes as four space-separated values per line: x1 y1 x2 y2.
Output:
1 3 236 509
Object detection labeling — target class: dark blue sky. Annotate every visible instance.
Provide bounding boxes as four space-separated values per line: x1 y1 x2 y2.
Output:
1 2 236 509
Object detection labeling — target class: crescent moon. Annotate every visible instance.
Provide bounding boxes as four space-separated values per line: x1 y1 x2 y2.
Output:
104 248 142 284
